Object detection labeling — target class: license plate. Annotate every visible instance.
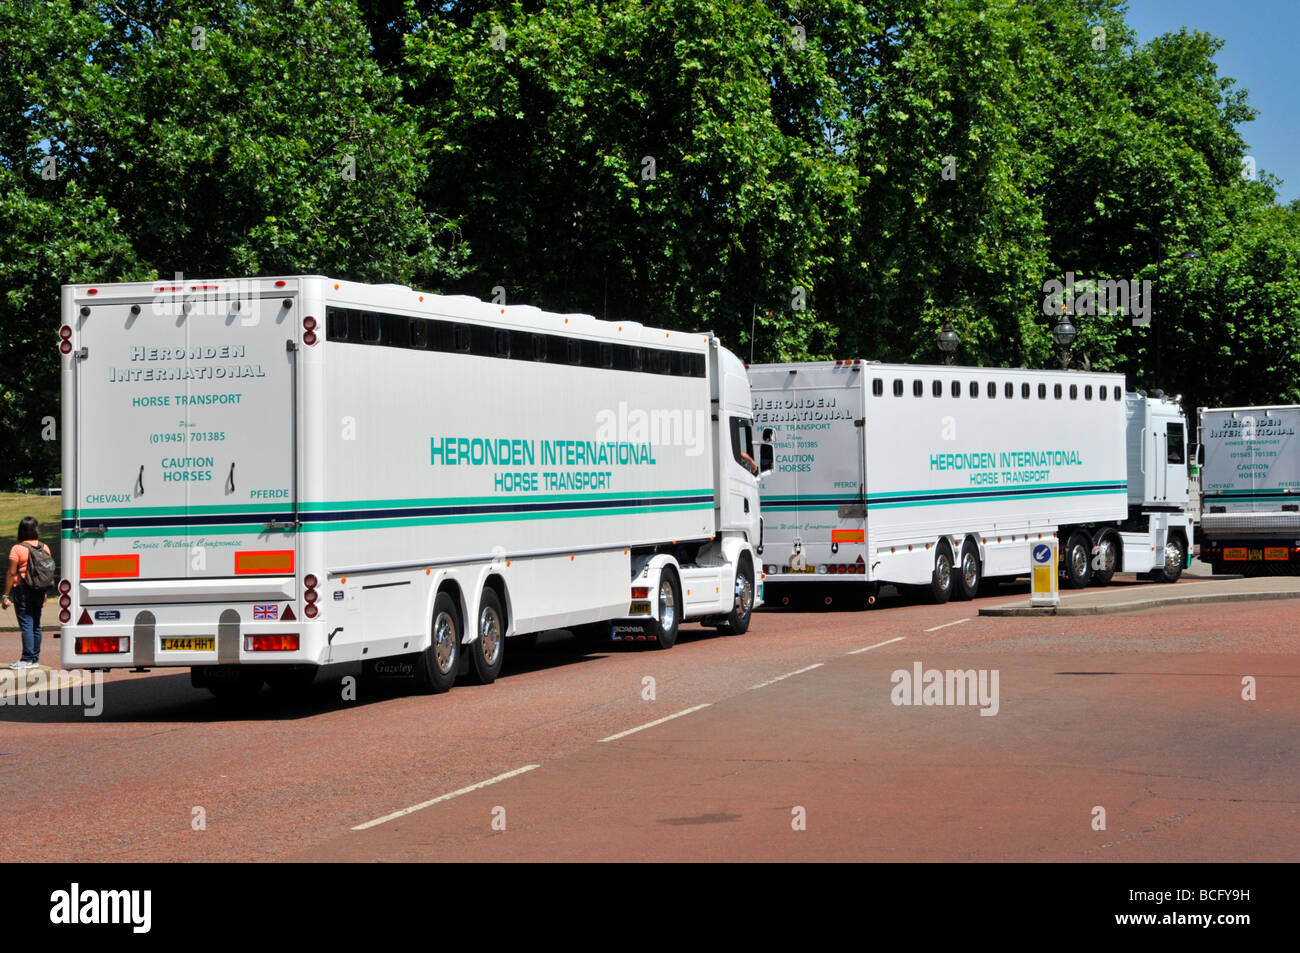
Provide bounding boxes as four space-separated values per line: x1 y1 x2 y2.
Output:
161 637 215 651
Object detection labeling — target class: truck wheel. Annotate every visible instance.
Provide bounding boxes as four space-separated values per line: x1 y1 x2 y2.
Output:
415 591 460 694
466 588 506 685
720 559 754 635
1150 535 1186 583
927 543 954 604
652 570 682 649
1063 532 1092 589
953 540 981 601
1091 534 1118 586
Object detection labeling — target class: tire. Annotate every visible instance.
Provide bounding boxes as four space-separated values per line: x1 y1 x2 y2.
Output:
927 543 954 605
1150 534 1186 583
652 569 682 649
953 539 981 601
466 588 506 685
414 591 461 694
720 559 754 635
1091 533 1118 586
1063 531 1092 589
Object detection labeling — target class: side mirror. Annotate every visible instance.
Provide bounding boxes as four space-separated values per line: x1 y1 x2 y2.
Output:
758 442 774 477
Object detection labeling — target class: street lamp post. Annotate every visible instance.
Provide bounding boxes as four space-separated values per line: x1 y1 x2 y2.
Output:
937 320 959 366
1053 315 1077 370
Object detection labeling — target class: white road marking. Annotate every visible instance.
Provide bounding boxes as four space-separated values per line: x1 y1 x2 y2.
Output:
352 764 540 831
924 618 972 632
749 662 824 691
598 704 712 743
847 636 906 655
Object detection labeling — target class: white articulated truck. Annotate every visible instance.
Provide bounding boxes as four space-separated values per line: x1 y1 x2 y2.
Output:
749 360 1191 605
58 276 763 698
1197 405 1300 575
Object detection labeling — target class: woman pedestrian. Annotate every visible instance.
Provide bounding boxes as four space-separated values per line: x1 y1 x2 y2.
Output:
3 516 52 669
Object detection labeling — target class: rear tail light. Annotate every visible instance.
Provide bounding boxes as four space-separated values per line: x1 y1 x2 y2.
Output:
631 587 649 599
304 589 318 604
245 634 300 652
59 579 71 595
59 594 71 609
303 330 318 346
304 574 318 590
60 340 72 354
76 636 129 654
304 604 318 619
59 609 71 623
59 326 72 340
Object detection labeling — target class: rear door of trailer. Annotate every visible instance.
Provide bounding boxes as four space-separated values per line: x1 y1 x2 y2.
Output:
65 280 300 665
752 363 868 578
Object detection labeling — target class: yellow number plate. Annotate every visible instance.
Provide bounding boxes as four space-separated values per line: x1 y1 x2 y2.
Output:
161 637 215 651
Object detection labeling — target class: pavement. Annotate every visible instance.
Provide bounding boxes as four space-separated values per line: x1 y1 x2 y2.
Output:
979 572 1300 617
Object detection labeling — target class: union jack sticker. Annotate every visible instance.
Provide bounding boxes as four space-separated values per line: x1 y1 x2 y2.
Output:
253 604 279 620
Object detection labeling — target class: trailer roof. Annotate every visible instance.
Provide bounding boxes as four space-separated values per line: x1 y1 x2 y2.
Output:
63 276 707 352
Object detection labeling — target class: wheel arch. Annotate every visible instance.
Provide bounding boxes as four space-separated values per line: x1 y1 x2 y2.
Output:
482 572 512 635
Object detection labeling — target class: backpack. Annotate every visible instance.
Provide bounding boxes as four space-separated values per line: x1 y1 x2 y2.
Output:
22 542 56 591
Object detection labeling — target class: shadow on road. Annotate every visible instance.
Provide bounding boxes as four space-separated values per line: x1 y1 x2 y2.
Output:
0 625 733 724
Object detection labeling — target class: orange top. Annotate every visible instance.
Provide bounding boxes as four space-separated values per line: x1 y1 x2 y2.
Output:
8 541 50 582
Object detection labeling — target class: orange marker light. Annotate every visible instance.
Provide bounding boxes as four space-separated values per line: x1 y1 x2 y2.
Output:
81 554 140 579
235 550 295 575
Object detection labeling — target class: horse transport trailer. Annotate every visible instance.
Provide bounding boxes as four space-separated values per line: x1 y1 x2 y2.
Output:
59 276 763 698
749 361 1191 605
1197 405 1300 574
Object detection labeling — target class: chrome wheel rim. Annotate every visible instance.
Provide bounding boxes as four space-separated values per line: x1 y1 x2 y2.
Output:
1071 544 1089 578
962 552 978 588
1164 540 1183 574
936 555 951 591
433 610 457 675
1097 538 1116 573
735 572 753 616
479 606 502 666
658 579 676 631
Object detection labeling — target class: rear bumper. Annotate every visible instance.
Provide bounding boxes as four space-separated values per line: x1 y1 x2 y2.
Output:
1198 539 1300 568
760 571 868 584
60 621 327 668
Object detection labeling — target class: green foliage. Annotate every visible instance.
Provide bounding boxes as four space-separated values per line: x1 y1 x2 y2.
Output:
2 0 1299 487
